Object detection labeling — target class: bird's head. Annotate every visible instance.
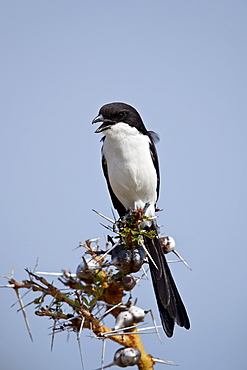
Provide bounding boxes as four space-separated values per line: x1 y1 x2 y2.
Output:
92 102 148 135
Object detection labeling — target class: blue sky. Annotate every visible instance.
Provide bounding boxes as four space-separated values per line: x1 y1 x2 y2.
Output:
1 1 246 369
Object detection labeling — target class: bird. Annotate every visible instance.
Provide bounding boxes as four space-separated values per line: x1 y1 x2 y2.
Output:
92 102 190 337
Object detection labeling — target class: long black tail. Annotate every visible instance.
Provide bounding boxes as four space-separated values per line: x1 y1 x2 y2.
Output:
144 224 190 337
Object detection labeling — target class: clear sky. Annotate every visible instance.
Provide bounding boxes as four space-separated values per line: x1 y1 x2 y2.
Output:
1 1 246 369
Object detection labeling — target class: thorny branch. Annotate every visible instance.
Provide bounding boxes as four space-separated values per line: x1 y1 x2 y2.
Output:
2 210 189 369
7 269 155 369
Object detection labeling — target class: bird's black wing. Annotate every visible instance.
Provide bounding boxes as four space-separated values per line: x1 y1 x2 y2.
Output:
101 152 126 217
148 132 160 202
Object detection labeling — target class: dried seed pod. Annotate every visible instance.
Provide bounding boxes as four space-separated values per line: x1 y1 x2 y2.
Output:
121 275 136 291
114 347 141 367
111 245 145 274
160 236 176 254
111 246 132 274
131 245 145 272
114 311 134 330
76 257 99 283
128 306 145 323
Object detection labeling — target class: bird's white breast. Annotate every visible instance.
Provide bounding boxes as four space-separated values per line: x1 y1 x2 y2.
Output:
102 122 157 217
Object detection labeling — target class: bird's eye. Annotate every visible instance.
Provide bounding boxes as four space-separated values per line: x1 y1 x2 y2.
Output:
116 112 125 120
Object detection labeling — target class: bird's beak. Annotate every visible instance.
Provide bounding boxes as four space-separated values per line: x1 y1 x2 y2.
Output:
92 114 104 124
92 114 114 133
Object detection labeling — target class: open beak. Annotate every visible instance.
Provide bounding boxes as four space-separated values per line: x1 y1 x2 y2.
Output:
92 114 114 133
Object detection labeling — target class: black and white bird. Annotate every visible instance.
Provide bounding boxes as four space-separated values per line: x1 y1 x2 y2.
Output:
92 102 190 337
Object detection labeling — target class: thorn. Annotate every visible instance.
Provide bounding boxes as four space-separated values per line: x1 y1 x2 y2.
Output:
35 271 77 277
98 302 123 321
140 265 149 280
99 325 137 337
111 207 117 222
101 324 162 337
94 362 114 370
172 250 192 271
88 237 100 243
101 337 107 370
78 316 85 338
100 322 149 337
149 309 162 343
92 209 115 224
136 325 162 332
97 241 120 262
99 223 114 232
51 319 56 351
140 241 158 270
152 356 178 366
0 274 13 280
33 257 39 273
15 288 33 342
76 320 85 370
0 284 15 288
15 292 34 311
